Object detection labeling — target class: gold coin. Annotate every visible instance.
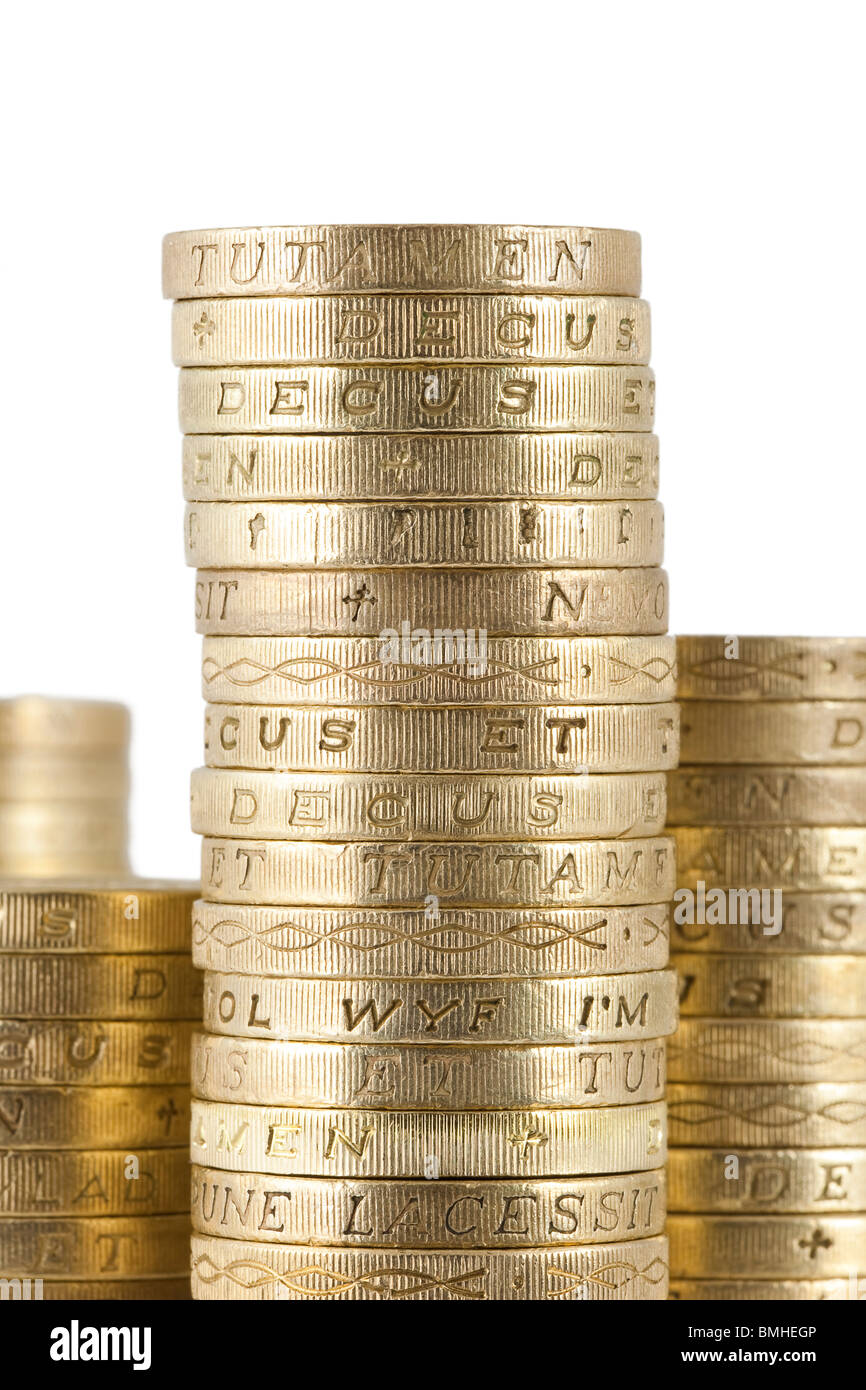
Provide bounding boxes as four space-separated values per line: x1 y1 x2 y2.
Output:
0 880 197 953
183 431 661 502
191 1033 666 1109
200 634 677 705
0 1214 189 1279
191 1233 668 1301
191 768 668 842
163 225 642 299
194 566 670 638
203 702 680 774
680 700 866 765
0 1085 189 1148
0 1148 188 1216
672 891 866 954
668 1213 866 1279
676 635 866 701
674 826 866 891
179 364 655 434
26 1276 191 1300
0 696 129 748
668 1146 866 1214
191 1167 666 1248
202 969 678 1046
668 1019 866 1084
0 803 129 879
0 750 129 801
191 900 671 979
190 1099 666 1178
668 765 866 826
675 952 866 1018
173 293 651 367
0 954 202 1019
0 1019 193 1085
668 1082 866 1146
185 499 665 569
670 1277 861 1301
200 834 676 907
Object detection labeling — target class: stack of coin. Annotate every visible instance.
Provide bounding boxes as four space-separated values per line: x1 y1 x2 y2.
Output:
0 697 131 878
0 879 199 1299
668 636 866 1300
164 223 679 1301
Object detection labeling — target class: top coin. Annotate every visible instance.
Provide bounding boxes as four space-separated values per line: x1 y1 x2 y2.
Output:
162 225 641 299
0 879 198 952
677 636 866 701
0 697 130 749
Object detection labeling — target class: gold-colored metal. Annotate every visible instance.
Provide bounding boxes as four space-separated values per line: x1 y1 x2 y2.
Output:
668 1018 866 1084
183 431 661 502
191 1033 666 1109
670 1277 861 1301
179 364 655 435
201 969 678 1045
200 834 677 907
672 892 866 954
190 1099 667 1177
679 700 866 765
668 1146 866 1214
672 634 866 1294
185 499 665 569
0 953 202 1019
0 696 130 748
668 1082 866 1146
668 1213 866 1279
190 1166 666 1247
0 1085 189 1148
200 634 678 706
0 751 129 800
0 1018 193 1085
673 826 866 891
0 880 197 953
675 952 866 1018
163 225 643 299
166 222 676 1303
26 1277 191 1300
190 900 671 979
194 566 670 638
676 635 866 701
190 768 667 842
0 1148 189 1216
190 1233 669 1301
0 1214 189 1278
0 803 130 878
668 765 866 827
173 294 651 366
202 702 679 775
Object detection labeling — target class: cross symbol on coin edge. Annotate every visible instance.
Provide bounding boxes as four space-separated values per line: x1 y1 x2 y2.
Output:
342 583 377 621
798 1227 833 1259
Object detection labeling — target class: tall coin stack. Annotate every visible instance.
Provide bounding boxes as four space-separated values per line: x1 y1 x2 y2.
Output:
0 699 198 1299
668 636 866 1300
163 224 680 1302
0 698 131 878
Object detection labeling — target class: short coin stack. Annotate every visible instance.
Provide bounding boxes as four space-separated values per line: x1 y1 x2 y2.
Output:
0 697 131 878
668 636 866 1300
164 224 679 1301
0 880 200 1299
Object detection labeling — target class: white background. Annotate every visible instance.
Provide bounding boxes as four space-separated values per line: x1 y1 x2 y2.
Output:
1 0 863 877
